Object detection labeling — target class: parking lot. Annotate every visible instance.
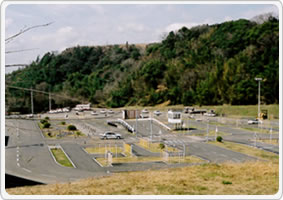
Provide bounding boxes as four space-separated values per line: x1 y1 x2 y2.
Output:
5 108 279 185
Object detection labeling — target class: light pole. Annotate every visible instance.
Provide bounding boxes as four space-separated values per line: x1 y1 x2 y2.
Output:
255 77 262 119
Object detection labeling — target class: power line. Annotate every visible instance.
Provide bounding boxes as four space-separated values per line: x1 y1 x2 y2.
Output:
5 64 28 68
6 85 85 103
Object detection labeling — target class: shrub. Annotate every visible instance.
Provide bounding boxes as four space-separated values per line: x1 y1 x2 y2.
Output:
159 143 165 149
40 119 47 124
75 131 82 136
43 122 51 129
67 125 77 131
222 180 232 185
45 116 50 120
61 121 66 125
217 136 223 142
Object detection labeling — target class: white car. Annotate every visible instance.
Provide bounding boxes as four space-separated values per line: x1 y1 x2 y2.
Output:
100 132 122 140
108 110 114 114
142 109 149 114
62 108 70 112
91 111 98 115
204 112 216 117
26 114 33 118
100 109 106 114
248 119 262 125
154 110 162 116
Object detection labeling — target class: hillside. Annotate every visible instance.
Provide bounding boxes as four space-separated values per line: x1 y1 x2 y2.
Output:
6 161 278 195
5 16 279 113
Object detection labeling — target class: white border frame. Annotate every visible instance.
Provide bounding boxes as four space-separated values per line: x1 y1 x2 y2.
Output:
1 1 282 200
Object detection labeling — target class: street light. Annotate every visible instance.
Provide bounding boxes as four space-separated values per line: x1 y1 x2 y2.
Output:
255 77 262 119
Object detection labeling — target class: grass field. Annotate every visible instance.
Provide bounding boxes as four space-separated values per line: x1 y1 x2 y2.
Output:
96 155 204 167
6 161 278 195
50 148 74 168
85 146 123 154
241 127 278 134
209 141 279 163
253 139 279 145
190 131 229 137
195 104 279 119
119 104 279 119
138 140 179 153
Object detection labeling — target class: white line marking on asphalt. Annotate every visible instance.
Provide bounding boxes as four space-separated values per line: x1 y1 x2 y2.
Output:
22 168 32 173
41 174 56 178
17 162 20 167
92 158 103 167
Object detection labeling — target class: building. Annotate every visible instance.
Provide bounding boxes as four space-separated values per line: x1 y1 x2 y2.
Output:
122 110 141 119
168 109 183 130
74 103 91 111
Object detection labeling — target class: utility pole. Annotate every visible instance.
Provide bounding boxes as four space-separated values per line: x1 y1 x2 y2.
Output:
135 109 138 138
206 120 209 142
150 113 153 142
30 88 34 114
255 77 262 119
49 91 51 111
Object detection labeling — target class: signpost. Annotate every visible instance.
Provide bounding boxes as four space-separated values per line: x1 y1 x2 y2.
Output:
255 77 262 119
215 126 218 141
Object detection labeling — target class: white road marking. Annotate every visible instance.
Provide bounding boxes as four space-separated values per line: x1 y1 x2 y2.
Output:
40 174 56 178
22 168 32 173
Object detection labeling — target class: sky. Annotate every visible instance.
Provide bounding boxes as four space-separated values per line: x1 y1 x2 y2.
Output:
4 3 279 74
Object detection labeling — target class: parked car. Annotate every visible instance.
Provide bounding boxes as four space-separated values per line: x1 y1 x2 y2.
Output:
91 111 98 115
142 109 149 113
154 110 162 116
100 132 122 140
108 110 114 114
100 109 106 114
26 114 33 118
248 119 262 125
204 112 216 117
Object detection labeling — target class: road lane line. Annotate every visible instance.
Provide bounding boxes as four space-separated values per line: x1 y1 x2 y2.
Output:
40 174 56 178
22 168 32 173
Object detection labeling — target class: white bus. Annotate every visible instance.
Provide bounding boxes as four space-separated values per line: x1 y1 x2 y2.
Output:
74 103 91 111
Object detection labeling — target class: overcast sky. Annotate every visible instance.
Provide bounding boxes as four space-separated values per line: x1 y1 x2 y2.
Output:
4 3 279 73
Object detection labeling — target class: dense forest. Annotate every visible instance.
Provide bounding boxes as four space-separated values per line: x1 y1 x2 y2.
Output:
5 16 279 113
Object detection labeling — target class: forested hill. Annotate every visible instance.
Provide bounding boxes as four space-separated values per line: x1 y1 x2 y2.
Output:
6 17 279 113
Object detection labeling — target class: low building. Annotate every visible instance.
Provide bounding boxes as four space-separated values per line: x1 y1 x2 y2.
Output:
74 103 91 111
122 110 141 119
168 109 183 130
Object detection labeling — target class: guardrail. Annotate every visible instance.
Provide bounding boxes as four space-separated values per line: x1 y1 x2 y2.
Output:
107 119 135 133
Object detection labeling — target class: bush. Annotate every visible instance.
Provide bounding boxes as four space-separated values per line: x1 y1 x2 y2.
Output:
159 143 165 149
67 125 77 131
216 136 223 142
40 119 47 124
75 131 82 136
61 121 66 125
43 122 51 129
45 116 50 120
222 180 232 185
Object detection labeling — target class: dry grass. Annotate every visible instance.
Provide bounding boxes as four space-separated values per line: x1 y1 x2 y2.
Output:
85 146 123 154
96 155 204 167
7 161 278 195
199 104 279 119
209 141 279 163
138 140 179 153
252 139 279 146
